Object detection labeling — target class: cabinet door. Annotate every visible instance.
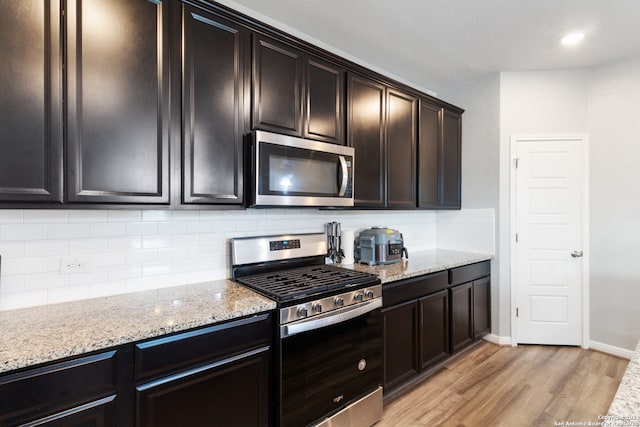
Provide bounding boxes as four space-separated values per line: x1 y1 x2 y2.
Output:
382 300 418 390
25 398 117 427
450 282 473 353
473 276 491 339
252 35 303 136
347 73 385 208
418 101 442 208
136 348 270 427
66 0 170 204
441 109 461 208
419 290 449 369
0 0 62 202
305 58 344 144
386 89 417 208
0 351 120 426
181 5 248 205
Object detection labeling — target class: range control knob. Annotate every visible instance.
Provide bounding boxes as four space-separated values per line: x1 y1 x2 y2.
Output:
364 289 375 299
334 297 345 307
297 306 308 318
312 303 322 313
354 292 364 302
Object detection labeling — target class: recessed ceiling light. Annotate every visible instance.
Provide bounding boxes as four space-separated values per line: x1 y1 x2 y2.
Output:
561 32 585 46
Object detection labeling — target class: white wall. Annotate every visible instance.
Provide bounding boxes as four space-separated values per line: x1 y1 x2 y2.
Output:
589 57 640 350
440 74 502 334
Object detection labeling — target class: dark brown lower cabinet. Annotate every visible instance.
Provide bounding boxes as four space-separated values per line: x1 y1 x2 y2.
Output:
450 281 474 354
136 349 269 427
382 300 418 389
383 261 491 394
0 350 125 427
473 276 491 339
419 290 449 369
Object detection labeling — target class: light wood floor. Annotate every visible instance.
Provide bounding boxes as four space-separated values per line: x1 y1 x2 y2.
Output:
378 341 628 427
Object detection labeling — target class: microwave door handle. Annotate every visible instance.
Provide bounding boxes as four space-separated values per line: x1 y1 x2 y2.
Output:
338 156 348 196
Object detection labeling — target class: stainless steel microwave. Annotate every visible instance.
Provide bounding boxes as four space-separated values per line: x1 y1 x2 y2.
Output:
248 131 354 207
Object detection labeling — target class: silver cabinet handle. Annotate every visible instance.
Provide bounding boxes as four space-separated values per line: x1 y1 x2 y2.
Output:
571 250 583 258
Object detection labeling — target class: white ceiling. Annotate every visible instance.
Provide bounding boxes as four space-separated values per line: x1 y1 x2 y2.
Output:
215 0 640 94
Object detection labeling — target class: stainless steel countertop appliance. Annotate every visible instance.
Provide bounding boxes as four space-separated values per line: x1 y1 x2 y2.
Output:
355 227 409 266
231 233 382 427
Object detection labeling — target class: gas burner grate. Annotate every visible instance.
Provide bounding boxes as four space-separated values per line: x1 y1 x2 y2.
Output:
235 265 379 302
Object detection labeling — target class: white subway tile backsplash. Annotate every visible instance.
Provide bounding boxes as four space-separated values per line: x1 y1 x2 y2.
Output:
48 223 91 240
0 242 25 258
126 249 159 265
69 210 108 223
90 222 127 238
25 272 69 290
107 210 142 222
24 240 70 257
142 210 173 222
0 211 23 224
0 290 47 310
0 208 494 312
69 238 108 254
1 224 48 241
48 285 90 305
2 257 49 276
24 210 69 224
0 275 25 293
108 265 142 281
126 222 158 236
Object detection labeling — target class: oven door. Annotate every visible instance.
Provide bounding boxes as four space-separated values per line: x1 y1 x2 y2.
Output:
280 301 382 427
252 130 354 207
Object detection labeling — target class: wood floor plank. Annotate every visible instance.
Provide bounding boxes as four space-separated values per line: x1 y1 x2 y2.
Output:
378 342 628 427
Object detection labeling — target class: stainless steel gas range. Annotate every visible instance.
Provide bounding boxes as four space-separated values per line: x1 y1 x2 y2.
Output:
231 233 383 427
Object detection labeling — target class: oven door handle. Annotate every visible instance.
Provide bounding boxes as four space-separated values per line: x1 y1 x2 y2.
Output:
281 298 382 338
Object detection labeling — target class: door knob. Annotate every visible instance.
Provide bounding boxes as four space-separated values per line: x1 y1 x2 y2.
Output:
571 250 583 258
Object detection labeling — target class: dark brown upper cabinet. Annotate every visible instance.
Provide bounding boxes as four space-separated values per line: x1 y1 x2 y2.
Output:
0 0 63 203
348 73 417 209
418 101 462 209
252 35 304 136
252 35 345 144
304 57 345 144
65 0 170 204
386 89 417 209
347 73 386 207
181 4 249 205
442 109 462 208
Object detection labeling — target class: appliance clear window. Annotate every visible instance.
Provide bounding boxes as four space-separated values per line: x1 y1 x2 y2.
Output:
268 155 338 195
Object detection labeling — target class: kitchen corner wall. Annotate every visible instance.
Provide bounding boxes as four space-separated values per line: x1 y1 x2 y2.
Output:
0 208 494 311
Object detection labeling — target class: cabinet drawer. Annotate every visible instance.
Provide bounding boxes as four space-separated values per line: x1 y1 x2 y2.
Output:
0 351 118 426
135 313 272 382
383 271 448 307
449 261 490 286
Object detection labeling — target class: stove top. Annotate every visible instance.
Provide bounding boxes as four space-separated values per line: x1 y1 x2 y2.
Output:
235 264 379 302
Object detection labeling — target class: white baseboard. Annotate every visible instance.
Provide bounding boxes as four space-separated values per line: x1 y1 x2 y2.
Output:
589 340 634 360
483 334 512 346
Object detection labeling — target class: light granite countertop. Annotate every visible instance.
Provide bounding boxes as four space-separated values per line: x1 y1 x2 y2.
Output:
0 249 491 376
337 248 493 283
0 279 276 374
607 340 640 425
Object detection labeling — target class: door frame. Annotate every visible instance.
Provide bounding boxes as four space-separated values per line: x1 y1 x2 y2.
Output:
509 135 590 347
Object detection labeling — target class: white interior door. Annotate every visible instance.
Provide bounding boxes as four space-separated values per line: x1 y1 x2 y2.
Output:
513 136 586 345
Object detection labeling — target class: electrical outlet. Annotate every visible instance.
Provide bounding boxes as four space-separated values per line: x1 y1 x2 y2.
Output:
60 256 91 274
